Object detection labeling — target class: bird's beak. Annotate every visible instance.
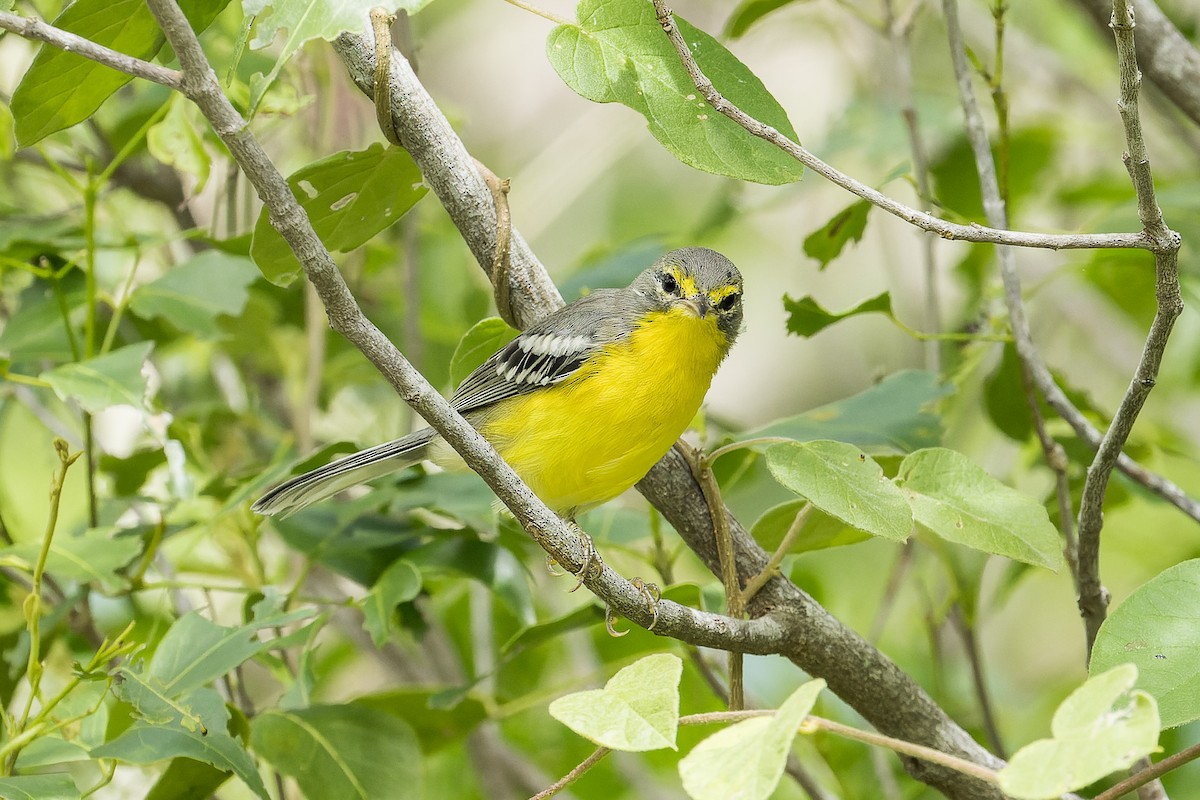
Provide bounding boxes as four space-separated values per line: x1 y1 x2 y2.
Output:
681 296 709 318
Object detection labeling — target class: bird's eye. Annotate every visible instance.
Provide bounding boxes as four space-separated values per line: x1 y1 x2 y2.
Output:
660 272 679 295
716 292 740 312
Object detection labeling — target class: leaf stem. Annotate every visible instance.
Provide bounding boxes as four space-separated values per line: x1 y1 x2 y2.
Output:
531 745 611 799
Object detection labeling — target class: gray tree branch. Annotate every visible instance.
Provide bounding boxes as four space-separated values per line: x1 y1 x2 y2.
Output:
1072 0 1200 128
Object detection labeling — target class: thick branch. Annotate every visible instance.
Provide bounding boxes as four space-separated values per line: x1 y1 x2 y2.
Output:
0 11 181 89
330 33 562 331
1072 0 1200 128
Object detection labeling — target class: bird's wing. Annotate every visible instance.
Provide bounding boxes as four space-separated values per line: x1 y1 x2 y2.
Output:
450 289 637 414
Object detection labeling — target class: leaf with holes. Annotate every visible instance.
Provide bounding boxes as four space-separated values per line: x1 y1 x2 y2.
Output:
998 665 1159 799
548 0 803 185
250 144 427 286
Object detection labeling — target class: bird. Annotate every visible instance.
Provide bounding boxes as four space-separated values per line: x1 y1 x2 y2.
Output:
252 247 744 522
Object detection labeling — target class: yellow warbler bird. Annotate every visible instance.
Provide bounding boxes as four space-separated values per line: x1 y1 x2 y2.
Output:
253 247 743 519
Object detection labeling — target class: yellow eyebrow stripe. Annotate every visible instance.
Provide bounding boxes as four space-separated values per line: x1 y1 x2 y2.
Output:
708 284 739 305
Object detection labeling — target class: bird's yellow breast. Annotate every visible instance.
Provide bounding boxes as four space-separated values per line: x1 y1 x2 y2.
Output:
453 307 729 517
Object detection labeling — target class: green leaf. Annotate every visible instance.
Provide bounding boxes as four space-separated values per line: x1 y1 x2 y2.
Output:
724 0 810 38
145 757 232 800
449 317 518 387
503 602 606 655
360 558 422 647
353 689 489 752
146 98 212 193
41 341 154 413
0 526 142 590
739 370 951 453
250 144 428 286
802 200 872 269
998 665 1159 799
0 775 80 800
765 441 912 542
679 679 824 800
783 292 892 338
146 608 316 697
549 653 682 751
0 401 90 544
11 0 159 145
250 705 422 800
1091 559 1200 728
548 0 804 185
0 284 84 363
129 252 260 336
92 688 268 800
749 499 870 553
10 0 227 145
896 448 1061 570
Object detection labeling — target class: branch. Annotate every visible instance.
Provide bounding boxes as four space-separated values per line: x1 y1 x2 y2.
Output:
328 25 1009 800
644 2 1161 254
646 0 1200 534
0 10 182 90
1072 0 1200 128
1075 0 1183 655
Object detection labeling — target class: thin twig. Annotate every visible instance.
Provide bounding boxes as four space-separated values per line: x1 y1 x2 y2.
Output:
1094 741 1200 800
685 445 745 711
949 606 1005 759
741 503 812 604
647 2 1155 254
883 0 941 373
0 11 182 89
530 745 611 799
1075 0 1183 656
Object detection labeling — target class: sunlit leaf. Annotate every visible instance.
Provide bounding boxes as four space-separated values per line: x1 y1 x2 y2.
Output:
679 679 824 800
1091 559 1200 728
548 0 803 185
749 499 870 553
10 0 227 145
92 688 268 800
998 665 1159 799
766 441 912 541
549 653 682 751
146 98 212 193
0 774 80 800
896 448 1061 570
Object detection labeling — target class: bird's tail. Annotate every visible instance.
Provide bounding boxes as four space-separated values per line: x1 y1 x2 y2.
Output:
252 427 439 517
